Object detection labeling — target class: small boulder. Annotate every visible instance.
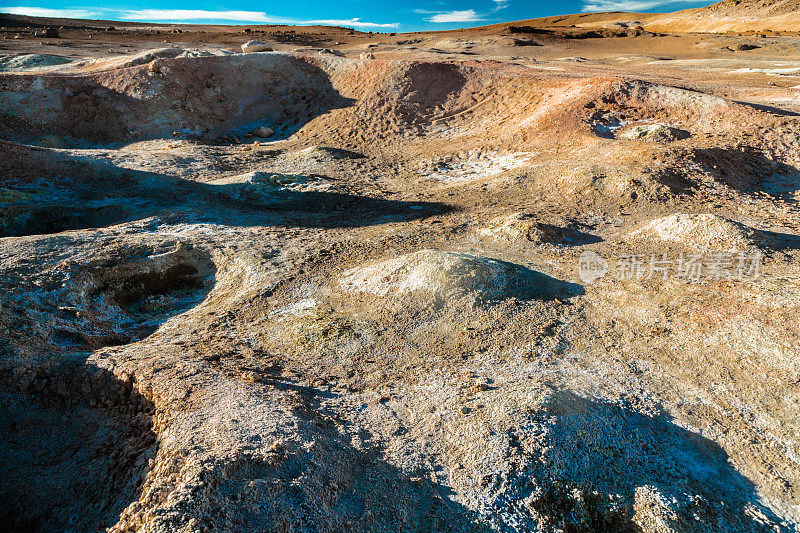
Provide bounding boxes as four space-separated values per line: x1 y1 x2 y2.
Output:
319 48 346 57
360 51 376 60
251 126 274 138
34 28 59 38
241 40 273 53
148 58 166 75
340 250 516 302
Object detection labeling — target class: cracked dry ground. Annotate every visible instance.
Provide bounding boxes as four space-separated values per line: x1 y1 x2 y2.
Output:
2 48 800 532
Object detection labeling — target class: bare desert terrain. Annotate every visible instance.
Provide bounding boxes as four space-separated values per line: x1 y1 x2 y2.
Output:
2 1 800 531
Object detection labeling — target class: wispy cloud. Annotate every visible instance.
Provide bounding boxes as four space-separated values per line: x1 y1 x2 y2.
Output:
3 6 103 18
1 6 397 28
122 9 397 28
581 0 695 12
120 9 280 22
493 0 510 11
427 9 483 23
295 18 397 28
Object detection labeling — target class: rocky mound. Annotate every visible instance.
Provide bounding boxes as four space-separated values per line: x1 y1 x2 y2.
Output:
340 250 522 302
629 213 763 250
215 171 332 206
339 250 581 303
241 40 272 53
478 213 598 245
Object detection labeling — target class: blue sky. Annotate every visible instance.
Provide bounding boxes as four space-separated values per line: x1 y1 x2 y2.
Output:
1 0 716 32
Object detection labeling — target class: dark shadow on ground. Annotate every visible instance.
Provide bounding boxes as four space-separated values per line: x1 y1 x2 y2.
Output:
504 261 585 301
0 142 453 237
713 219 800 252
733 100 800 118
0 360 157 532
484 389 787 532
650 165 698 194
760 227 800 250
507 26 555 35
692 146 800 200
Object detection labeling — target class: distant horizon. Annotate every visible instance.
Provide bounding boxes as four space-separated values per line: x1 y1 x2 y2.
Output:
0 1 718 32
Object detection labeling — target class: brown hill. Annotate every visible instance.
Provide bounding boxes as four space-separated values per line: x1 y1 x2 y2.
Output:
646 0 800 33
434 0 800 36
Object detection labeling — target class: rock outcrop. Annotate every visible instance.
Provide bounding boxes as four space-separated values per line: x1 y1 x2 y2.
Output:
241 40 273 53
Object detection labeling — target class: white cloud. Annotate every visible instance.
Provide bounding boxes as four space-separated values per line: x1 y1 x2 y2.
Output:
120 9 396 28
427 9 483 23
304 18 398 28
120 9 279 22
493 0 510 10
3 6 102 18
581 0 695 12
